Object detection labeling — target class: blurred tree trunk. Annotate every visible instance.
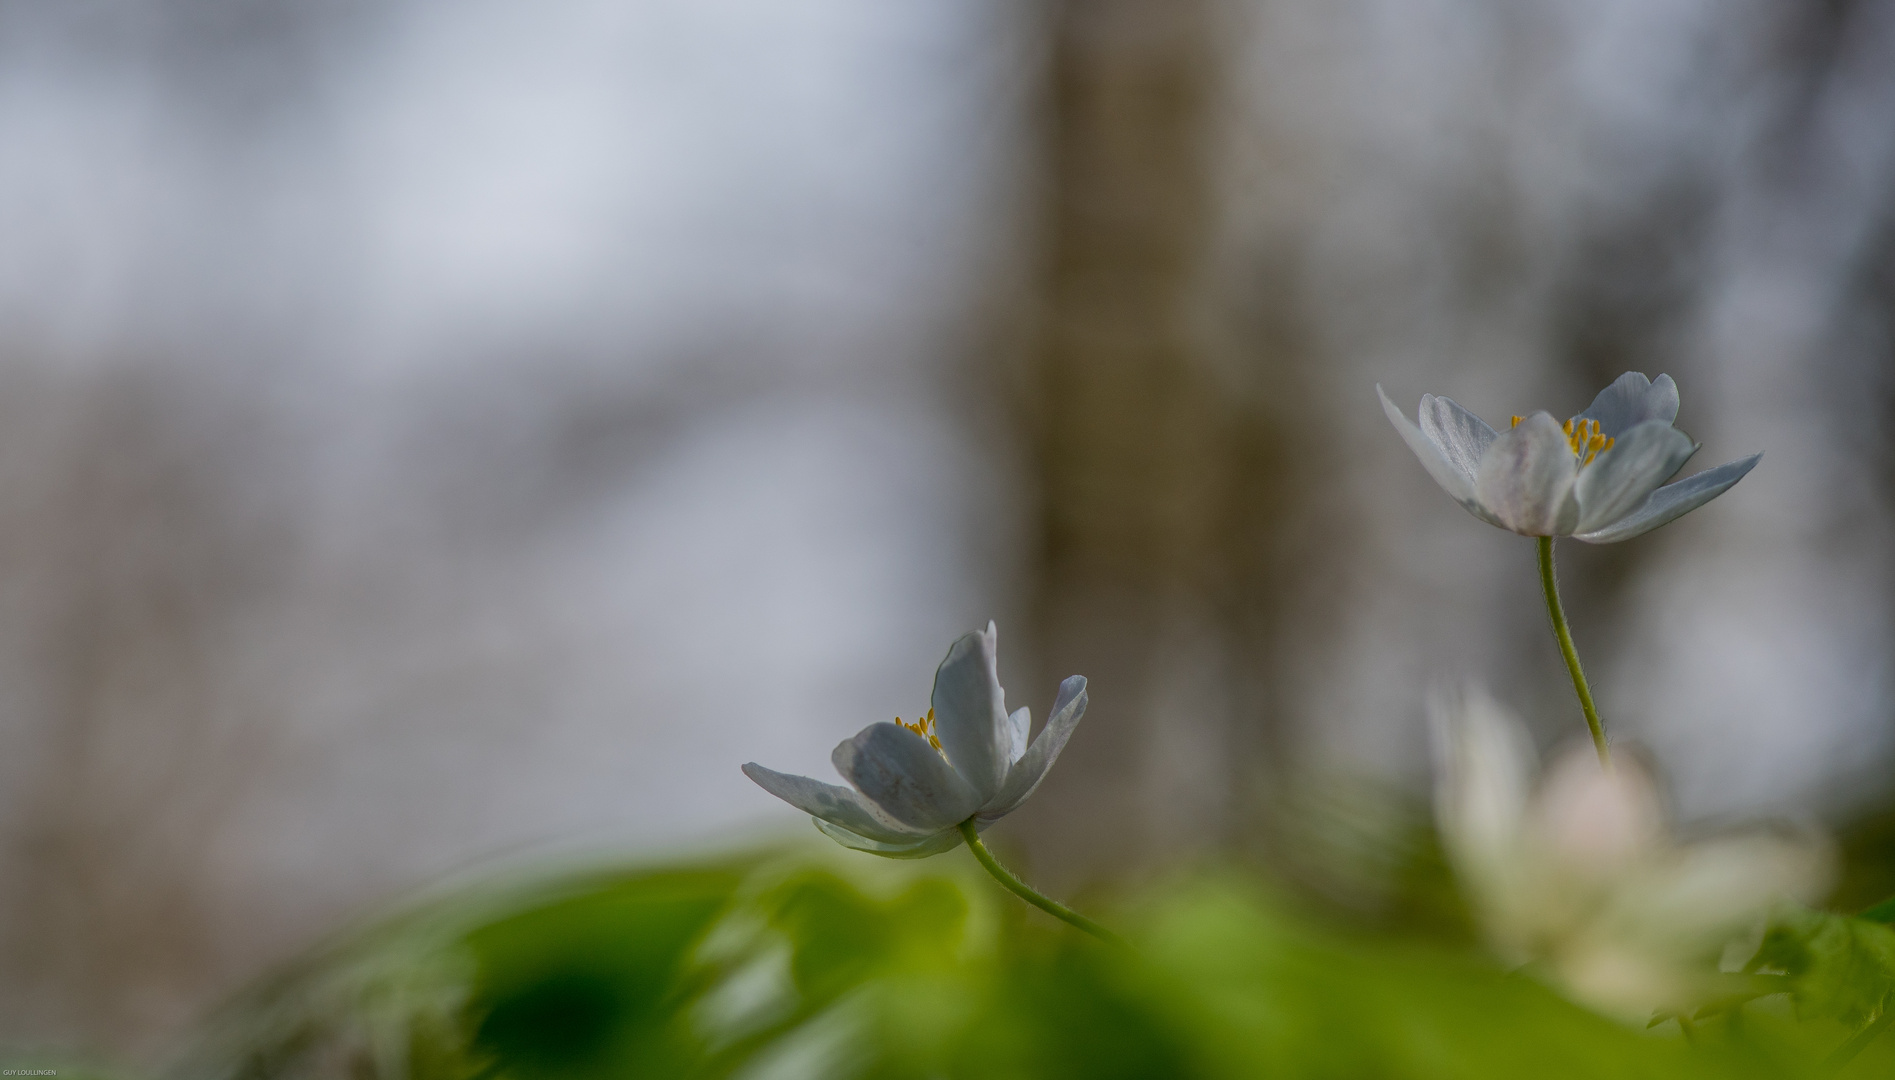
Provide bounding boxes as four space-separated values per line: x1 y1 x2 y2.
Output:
1013 0 1305 881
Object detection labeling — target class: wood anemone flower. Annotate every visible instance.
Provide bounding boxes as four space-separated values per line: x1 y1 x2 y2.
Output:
1379 372 1759 542
1431 685 1830 1021
743 623 1087 859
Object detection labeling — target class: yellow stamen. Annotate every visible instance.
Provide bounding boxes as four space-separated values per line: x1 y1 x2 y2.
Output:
1560 417 1614 465
1514 412 1616 465
896 707 942 751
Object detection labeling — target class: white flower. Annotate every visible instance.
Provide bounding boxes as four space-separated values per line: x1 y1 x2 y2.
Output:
743 623 1087 859
1431 686 1830 1020
1380 372 1759 541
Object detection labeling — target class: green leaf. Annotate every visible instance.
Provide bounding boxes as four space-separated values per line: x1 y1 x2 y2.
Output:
760 868 968 1005
1121 878 1736 1080
1750 907 1895 1028
463 867 744 1079
1856 895 1895 926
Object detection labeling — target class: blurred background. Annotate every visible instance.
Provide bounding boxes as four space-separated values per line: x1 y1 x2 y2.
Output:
2 0 1893 1063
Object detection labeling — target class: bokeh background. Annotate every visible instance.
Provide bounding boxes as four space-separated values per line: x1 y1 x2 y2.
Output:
2 0 1893 1062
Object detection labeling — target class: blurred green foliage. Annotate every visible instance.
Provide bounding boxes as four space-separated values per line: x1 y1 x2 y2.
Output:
1751 908 1895 1033
172 842 1895 1080
467 868 741 1078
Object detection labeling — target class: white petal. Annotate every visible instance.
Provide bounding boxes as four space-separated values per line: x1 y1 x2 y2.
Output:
1624 834 1832 937
1571 454 1760 544
1006 707 1030 765
1418 393 1498 484
813 818 965 859
1429 684 1535 897
832 722 981 832
1379 385 1476 505
1472 412 1580 535
928 623 1009 801
1573 420 1697 533
741 763 932 844
979 675 1086 822
1528 750 1665 884
1575 372 1679 437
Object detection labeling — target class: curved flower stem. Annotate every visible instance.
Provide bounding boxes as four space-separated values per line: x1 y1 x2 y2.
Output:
1538 536 1611 768
958 820 1124 946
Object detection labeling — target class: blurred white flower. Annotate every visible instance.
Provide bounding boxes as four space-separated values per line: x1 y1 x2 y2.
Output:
743 623 1087 858
1431 686 1830 1020
1380 372 1759 542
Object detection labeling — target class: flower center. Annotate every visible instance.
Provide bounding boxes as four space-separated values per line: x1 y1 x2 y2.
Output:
1510 415 1614 466
896 708 942 751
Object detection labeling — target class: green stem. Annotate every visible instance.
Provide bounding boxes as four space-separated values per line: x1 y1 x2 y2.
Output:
958 819 1124 945
1676 1013 1698 1047
1538 536 1611 768
1823 1002 1894 1073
